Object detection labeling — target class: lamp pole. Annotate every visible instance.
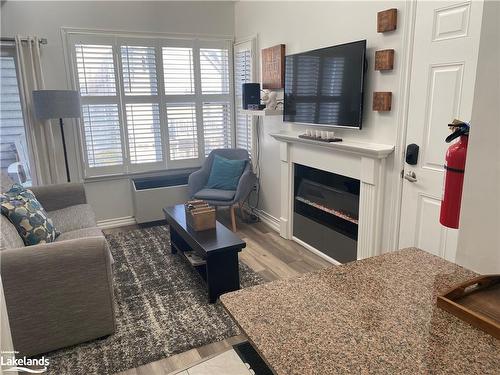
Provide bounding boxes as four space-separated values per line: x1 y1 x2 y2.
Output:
59 118 71 182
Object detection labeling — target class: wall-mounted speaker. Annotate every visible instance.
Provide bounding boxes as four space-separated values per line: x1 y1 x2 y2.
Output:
242 83 261 109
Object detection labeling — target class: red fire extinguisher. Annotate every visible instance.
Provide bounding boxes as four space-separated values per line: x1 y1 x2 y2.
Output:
440 120 470 229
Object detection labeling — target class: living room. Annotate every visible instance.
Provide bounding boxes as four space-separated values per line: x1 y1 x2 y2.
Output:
0 1 499 374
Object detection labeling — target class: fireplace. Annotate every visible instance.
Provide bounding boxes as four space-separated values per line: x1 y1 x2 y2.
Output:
293 164 360 263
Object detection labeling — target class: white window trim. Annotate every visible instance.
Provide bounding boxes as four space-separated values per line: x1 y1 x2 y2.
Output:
62 28 234 179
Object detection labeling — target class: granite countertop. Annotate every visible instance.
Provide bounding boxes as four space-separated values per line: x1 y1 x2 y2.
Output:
221 248 500 374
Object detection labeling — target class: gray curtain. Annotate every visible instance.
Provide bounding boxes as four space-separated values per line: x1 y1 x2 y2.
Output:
15 35 60 185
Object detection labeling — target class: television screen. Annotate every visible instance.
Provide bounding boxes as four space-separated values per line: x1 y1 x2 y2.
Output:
284 40 366 129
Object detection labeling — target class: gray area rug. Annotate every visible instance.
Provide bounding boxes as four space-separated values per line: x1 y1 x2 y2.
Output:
44 225 264 375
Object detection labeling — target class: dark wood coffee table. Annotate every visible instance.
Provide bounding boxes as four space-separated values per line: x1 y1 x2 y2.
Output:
163 204 246 303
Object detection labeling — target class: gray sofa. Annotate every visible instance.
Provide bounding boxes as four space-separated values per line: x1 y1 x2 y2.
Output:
0 181 115 356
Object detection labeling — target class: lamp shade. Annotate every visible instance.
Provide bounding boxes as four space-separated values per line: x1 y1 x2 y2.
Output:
32 90 81 120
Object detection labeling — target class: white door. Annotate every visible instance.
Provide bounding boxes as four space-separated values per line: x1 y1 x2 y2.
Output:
399 0 483 261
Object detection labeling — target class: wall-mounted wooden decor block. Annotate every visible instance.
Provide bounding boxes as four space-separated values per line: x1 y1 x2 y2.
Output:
262 44 285 89
377 8 398 32
373 92 392 111
375 49 395 70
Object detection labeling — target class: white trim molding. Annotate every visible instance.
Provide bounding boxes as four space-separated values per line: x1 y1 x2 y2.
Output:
270 132 394 260
97 216 137 229
255 209 280 233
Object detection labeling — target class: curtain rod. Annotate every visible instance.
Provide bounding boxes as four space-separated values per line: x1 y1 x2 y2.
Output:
0 37 48 45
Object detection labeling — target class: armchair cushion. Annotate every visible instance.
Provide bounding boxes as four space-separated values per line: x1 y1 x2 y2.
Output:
1 184 59 246
206 155 247 190
194 188 236 202
29 183 87 212
49 204 97 233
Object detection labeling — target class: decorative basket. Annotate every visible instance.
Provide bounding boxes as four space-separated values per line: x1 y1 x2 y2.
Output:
184 200 216 231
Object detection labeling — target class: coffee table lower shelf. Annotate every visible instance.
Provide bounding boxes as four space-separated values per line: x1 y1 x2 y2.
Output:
170 228 242 303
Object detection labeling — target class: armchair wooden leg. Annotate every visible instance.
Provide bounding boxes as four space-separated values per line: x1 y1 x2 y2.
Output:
230 205 237 232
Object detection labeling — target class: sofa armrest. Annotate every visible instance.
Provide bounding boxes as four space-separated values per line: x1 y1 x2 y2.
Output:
0 237 115 356
234 169 257 203
29 183 87 211
188 169 209 197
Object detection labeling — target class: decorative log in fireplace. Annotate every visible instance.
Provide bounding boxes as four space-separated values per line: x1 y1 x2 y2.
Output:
293 164 360 263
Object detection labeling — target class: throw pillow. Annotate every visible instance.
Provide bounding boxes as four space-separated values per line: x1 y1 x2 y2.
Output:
205 155 247 191
0 184 59 246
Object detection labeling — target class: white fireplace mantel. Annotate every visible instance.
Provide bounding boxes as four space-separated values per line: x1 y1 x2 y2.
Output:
270 132 394 262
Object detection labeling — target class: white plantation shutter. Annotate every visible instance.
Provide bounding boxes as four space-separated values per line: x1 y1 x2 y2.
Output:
162 47 195 95
166 103 198 160
234 40 255 152
69 34 234 176
82 104 123 167
126 103 162 164
121 45 158 96
75 44 116 96
74 41 125 174
200 48 230 94
203 102 231 156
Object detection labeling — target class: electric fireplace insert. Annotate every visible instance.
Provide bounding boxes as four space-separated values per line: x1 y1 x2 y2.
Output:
293 163 360 263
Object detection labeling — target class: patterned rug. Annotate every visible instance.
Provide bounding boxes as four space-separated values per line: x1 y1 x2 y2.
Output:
43 225 264 375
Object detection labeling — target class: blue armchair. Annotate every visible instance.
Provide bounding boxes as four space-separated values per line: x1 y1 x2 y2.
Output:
188 149 257 231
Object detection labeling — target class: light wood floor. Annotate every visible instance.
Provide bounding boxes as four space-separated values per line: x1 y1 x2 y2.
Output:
109 210 332 375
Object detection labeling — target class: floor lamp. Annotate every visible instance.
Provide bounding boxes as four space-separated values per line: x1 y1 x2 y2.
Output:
32 90 81 182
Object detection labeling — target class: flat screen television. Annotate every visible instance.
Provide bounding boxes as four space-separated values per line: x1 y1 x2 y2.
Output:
283 40 366 129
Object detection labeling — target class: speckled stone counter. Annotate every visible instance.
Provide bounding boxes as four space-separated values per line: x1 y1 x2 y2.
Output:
221 248 500 374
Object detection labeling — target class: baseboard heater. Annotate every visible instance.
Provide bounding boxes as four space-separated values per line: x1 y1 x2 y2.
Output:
132 169 197 224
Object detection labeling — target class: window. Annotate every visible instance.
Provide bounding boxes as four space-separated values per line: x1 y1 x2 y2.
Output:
0 47 31 186
234 40 255 153
69 33 233 177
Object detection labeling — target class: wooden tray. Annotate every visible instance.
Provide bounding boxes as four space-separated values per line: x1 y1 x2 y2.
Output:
437 275 500 339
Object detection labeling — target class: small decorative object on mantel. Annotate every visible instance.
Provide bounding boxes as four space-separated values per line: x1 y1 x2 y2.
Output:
437 275 500 339
375 49 395 71
184 200 216 231
377 8 398 32
262 44 285 89
299 129 342 143
373 92 392 111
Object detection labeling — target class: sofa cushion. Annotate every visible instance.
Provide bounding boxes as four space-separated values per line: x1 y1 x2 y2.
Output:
205 155 246 190
194 188 236 202
0 215 25 250
56 227 104 242
49 204 97 234
0 184 59 246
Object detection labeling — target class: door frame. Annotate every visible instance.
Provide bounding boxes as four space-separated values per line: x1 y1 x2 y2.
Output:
387 0 418 251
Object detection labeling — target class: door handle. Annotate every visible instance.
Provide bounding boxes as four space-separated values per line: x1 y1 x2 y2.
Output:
404 171 417 182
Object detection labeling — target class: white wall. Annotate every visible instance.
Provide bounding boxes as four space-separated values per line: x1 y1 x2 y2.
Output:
235 1 408 250
456 0 500 274
1 1 234 222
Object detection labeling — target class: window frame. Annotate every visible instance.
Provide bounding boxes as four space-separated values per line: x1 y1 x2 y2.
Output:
65 31 234 179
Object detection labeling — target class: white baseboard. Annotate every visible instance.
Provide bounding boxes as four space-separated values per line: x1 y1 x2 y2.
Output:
97 216 137 229
292 236 341 265
255 209 280 232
